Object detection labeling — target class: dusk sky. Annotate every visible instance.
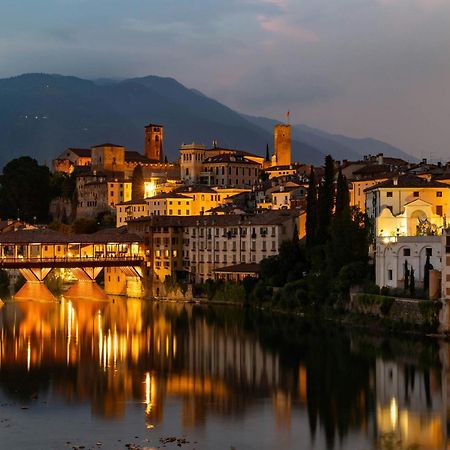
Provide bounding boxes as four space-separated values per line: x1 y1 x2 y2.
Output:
1 0 450 160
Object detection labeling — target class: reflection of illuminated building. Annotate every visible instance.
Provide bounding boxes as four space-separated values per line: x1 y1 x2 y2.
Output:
0 301 292 428
375 358 445 449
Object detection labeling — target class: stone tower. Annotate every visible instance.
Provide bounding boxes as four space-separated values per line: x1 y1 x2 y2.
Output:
274 124 291 166
144 124 164 162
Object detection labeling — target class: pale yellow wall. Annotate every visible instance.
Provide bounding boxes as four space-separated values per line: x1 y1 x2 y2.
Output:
147 197 192 216
351 178 387 212
376 187 450 217
108 181 132 207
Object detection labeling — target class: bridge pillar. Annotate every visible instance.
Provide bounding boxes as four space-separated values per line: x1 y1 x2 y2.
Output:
13 281 56 302
104 267 144 297
71 267 103 281
19 268 52 282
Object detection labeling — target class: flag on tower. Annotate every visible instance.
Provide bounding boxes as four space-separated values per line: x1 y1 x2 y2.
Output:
286 111 290 123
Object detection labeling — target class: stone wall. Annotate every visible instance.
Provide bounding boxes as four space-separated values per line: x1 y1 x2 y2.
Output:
350 293 443 332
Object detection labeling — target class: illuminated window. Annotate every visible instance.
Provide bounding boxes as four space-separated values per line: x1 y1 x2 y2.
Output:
437 191 443 197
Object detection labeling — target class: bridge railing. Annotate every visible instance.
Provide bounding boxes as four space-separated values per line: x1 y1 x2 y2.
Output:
0 255 144 263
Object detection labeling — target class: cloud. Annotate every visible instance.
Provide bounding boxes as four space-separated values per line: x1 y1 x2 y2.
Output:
257 15 319 42
377 0 448 11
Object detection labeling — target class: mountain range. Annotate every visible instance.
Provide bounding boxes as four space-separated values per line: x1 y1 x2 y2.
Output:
0 73 414 168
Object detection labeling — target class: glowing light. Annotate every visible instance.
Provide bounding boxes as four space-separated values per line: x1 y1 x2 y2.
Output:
27 339 31 371
144 180 157 198
390 397 398 429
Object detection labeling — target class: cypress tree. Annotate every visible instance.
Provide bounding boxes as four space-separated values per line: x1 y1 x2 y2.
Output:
317 155 335 243
335 168 350 216
423 254 434 296
305 166 317 246
410 267 415 297
404 260 409 291
265 144 270 162
131 164 145 201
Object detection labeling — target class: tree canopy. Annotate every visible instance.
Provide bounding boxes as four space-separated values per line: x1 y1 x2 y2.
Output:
0 157 52 222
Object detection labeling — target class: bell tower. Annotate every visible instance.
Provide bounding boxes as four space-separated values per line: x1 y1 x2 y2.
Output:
144 124 164 162
274 124 291 166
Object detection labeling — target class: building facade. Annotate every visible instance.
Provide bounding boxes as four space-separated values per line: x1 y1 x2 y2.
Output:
365 175 450 237
375 235 442 289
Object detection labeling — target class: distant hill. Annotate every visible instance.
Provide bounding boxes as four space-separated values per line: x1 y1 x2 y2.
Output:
0 73 414 168
242 115 415 163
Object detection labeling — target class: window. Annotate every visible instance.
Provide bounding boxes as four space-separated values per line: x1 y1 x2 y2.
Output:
388 270 393 281
403 248 410 256
386 192 393 198
436 205 443 216
413 191 419 197
437 191 443 197
426 248 433 257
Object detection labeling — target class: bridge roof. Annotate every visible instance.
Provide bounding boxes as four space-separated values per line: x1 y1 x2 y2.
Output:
0 227 143 244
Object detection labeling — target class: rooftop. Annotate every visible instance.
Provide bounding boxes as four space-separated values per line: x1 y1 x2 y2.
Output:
365 174 450 191
67 148 91 157
91 143 124 148
0 227 143 244
172 184 217 194
128 209 300 228
213 263 260 274
147 192 191 200
203 154 259 165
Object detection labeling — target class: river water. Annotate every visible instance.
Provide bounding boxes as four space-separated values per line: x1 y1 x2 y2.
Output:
0 298 447 450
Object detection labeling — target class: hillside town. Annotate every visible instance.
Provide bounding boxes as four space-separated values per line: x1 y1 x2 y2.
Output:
1 120 450 322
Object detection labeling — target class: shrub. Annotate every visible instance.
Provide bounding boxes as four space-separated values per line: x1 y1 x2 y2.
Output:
418 301 442 330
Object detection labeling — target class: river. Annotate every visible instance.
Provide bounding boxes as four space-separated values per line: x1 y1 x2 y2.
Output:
0 298 447 450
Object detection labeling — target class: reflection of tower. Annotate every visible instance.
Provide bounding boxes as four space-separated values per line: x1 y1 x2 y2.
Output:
145 124 164 162
274 124 291 166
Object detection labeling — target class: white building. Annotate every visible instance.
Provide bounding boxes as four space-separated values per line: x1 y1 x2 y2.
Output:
375 235 442 289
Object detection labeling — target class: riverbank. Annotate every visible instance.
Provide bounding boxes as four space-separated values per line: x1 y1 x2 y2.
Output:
152 292 450 338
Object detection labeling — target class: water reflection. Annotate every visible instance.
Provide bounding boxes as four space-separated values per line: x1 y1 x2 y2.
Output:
0 299 448 449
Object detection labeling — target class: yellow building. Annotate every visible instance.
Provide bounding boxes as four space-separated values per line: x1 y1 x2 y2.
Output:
108 179 132 207
172 185 222 215
350 177 388 212
146 192 192 216
365 174 450 237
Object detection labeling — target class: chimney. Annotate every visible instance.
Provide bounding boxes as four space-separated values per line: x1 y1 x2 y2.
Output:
393 177 398 186
377 153 384 165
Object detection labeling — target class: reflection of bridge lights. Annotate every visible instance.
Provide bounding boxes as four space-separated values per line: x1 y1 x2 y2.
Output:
27 338 31 371
144 371 156 418
390 397 398 429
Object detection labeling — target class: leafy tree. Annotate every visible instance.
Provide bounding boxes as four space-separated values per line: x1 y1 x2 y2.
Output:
305 166 317 246
50 171 76 200
0 156 51 222
72 217 98 234
131 164 145 201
